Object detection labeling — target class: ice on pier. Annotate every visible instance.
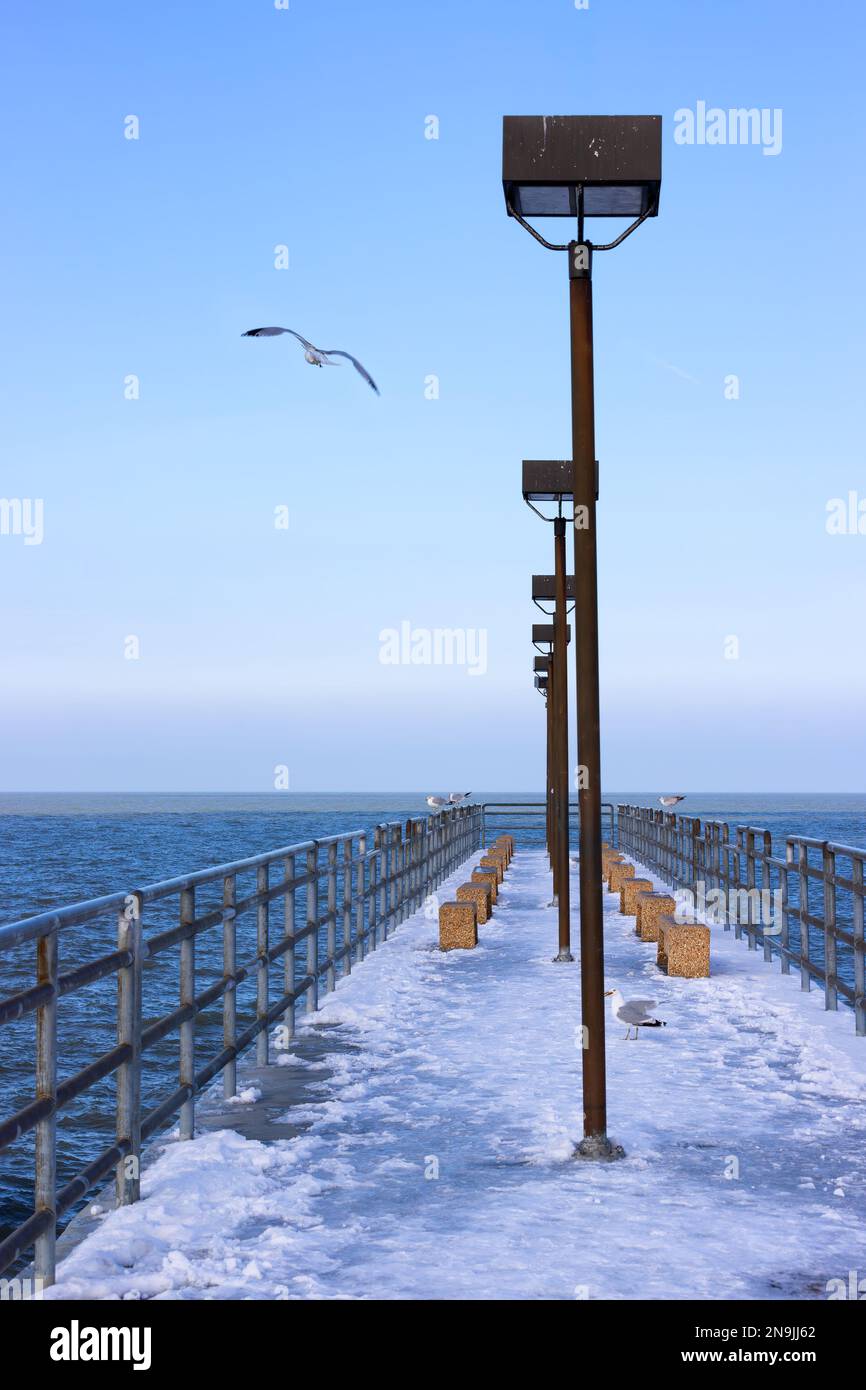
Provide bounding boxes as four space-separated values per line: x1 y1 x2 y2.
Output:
44 852 866 1302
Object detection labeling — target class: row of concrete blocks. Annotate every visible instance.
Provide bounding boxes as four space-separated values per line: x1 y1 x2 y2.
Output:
439 835 515 950
601 846 711 978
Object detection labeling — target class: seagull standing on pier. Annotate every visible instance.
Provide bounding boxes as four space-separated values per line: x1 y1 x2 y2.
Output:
426 795 448 810
605 989 667 1040
242 326 380 394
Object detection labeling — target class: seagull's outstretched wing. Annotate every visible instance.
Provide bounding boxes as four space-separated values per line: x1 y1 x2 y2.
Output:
242 327 318 351
321 350 380 395
619 998 657 1024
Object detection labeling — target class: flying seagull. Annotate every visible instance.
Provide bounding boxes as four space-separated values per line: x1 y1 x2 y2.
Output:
605 989 667 1040
448 792 471 805
659 795 685 809
242 326 379 394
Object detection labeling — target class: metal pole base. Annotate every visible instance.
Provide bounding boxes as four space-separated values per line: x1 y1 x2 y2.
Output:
574 1134 626 1161
552 950 575 963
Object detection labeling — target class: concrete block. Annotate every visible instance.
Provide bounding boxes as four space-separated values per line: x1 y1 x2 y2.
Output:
620 877 654 916
439 901 478 951
457 881 491 924
657 916 710 977
607 861 635 893
635 892 676 942
472 868 498 904
479 854 504 883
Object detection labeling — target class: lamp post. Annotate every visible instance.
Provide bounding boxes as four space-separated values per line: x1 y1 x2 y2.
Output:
506 115 662 1159
525 461 579 962
533 658 552 864
532 621 570 919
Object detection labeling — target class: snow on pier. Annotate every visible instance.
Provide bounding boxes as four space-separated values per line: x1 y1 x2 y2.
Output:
46 851 866 1301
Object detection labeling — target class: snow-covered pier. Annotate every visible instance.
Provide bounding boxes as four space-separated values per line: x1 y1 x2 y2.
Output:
45 849 866 1302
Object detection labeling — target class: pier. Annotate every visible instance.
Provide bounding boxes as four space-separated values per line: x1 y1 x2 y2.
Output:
2 802 865 1301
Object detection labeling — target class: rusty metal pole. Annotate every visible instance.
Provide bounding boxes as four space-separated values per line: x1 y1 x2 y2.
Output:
545 688 553 867
569 241 621 1158
548 650 559 900
553 517 573 961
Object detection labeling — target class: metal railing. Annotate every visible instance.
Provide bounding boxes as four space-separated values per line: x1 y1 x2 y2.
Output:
617 803 865 1036
0 804 482 1284
481 801 617 850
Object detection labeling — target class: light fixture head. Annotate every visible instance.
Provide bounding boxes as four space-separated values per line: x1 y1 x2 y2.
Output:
522 460 575 504
503 115 662 220
532 574 575 602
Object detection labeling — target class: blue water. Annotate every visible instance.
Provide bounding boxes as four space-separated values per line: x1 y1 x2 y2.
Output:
2 791 865 1264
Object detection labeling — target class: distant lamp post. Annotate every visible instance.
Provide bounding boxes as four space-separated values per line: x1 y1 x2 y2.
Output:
533 658 552 866
532 623 570 925
524 461 578 964
506 115 662 1161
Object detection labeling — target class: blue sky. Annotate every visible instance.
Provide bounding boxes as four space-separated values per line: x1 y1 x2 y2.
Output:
1 0 864 791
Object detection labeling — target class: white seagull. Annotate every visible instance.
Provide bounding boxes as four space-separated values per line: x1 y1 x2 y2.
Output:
659 795 686 809
242 326 379 394
426 795 448 810
605 988 667 1040
448 792 471 805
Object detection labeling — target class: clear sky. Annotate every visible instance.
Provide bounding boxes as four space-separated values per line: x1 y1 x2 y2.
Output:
1 0 864 792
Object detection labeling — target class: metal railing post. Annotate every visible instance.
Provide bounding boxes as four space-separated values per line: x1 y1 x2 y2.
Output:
760 831 773 962
283 854 296 1041
853 855 865 1036
34 926 58 1285
326 842 337 992
356 833 368 962
377 830 387 941
343 837 353 976
745 829 756 949
797 842 811 991
223 874 238 1098
256 863 269 1065
823 843 838 1012
179 886 196 1137
306 844 319 1012
390 826 400 933
780 840 793 975
116 893 142 1206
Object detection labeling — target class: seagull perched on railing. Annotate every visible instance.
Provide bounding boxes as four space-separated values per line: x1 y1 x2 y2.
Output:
242 326 379 394
659 795 685 809
426 795 448 810
605 989 667 1040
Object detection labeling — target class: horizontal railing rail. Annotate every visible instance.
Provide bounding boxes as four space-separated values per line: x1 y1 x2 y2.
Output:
481 801 617 848
0 804 483 1285
617 803 865 1037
